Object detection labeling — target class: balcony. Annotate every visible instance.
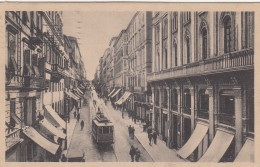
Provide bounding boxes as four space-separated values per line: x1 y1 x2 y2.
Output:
6 129 22 151
51 64 66 81
23 76 48 90
148 48 254 82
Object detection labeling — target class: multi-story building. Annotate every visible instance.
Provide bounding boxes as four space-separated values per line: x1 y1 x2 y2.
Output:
5 11 86 162
148 11 254 162
126 11 153 123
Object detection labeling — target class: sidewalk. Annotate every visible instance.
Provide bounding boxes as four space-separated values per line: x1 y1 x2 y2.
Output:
66 107 78 152
105 100 185 162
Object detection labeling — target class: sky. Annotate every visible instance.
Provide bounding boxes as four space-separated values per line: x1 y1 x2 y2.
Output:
63 11 135 80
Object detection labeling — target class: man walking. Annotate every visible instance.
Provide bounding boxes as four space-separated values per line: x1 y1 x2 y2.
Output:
135 148 141 162
77 113 80 122
128 125 132 137
129 145 136 162
74 111 76 119
152 131 158 144
131 127 135 139
148 132 153 146
80 120 84 131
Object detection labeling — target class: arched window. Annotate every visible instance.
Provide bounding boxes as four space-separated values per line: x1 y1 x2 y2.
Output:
165 48 168 69
174 43 178 66
186 38 190 64
224 16 232 53
202 28 208 59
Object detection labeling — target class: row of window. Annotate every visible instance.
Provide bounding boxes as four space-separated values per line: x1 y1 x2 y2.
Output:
154 12 254 72
47 81 64 93
154 88 254 132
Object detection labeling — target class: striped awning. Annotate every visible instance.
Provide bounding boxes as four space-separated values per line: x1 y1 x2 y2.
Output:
108 89 116 97
44 105 66 129
115 91 132 105
111 89 121 98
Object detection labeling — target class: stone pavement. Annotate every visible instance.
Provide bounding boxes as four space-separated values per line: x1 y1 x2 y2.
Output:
105 100 185 162
66 107 78 152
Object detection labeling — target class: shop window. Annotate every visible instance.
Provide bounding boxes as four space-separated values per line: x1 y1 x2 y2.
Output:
183 89 191 115
224 16 232 53
219 92 235 126
198 89 209 119
183 118 191 145
174 43 178 66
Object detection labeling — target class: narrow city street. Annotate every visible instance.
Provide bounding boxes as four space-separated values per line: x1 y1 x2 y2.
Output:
67 90 153 162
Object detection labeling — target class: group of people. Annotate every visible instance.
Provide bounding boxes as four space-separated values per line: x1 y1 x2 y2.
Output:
74 109 85 131
147 127 158 146
129 145 141 162
128 125 135 139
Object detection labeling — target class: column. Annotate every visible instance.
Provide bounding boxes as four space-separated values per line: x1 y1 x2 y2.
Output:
209 12 215 57
191 12 195 63
160 22 163 71
168 12 172 68
167 86 172 147
158 86 162 135
190 87 195 132
234 87 243 156
176 87 182 148
177 12 182 66
207 87 215 142
152 22 156 72
236 12 242 51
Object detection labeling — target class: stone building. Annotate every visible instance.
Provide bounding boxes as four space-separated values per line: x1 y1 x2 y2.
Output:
148 11 254 162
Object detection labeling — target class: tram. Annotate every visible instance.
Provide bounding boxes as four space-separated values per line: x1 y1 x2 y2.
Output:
92 111 114 145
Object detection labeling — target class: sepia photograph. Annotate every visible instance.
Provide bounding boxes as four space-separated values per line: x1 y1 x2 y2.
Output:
4 8 255 163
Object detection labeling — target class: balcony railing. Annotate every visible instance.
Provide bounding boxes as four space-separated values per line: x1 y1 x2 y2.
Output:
197 109 209 120
51 64 66 78
148 48 254 82
218 113 235 127
6 129 21 151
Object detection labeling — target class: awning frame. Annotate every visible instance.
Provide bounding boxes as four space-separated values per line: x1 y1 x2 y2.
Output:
111 89 121 98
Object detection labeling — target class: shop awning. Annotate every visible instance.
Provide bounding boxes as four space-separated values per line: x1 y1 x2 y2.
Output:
115 91 132 105
11 112 21 124
40 118 66 139
22 126 59 155
108 89 116 97
234 139 254 162
65 91 80 101
111 89 121 98
44 105 66 129
76 87 84 95
198 130 234 162
177 123 208 159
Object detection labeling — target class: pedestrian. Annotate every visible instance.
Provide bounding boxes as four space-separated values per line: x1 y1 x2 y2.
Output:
67 115 70 123
131 127 135 139
80 120 84 131
74 111 76 119
122 110 124 119
77 113 80 122
129 145 136 162
128 125 132 137
148 132 153 146
152 131 158 144
135 148 141 162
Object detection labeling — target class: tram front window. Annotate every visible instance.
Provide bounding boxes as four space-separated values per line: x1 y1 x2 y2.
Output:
103 127 109 134
110 126 113 133
98 127 102 134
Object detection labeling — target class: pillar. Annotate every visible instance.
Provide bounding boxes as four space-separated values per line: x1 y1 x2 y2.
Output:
178 12 182 66
176 87 182 148
152 20 156 72
191 12 195 63
236 12 242 51
207 87 215 142
168 12 172 68
209 12 215 58
158 86 162 135
234 87 243 156
167 86 172 147
190 87 195 132
160 21 163 71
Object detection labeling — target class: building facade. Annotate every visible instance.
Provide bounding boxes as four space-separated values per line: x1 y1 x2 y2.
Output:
126 11 153 123
148 11 254 162
5 11 86 162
